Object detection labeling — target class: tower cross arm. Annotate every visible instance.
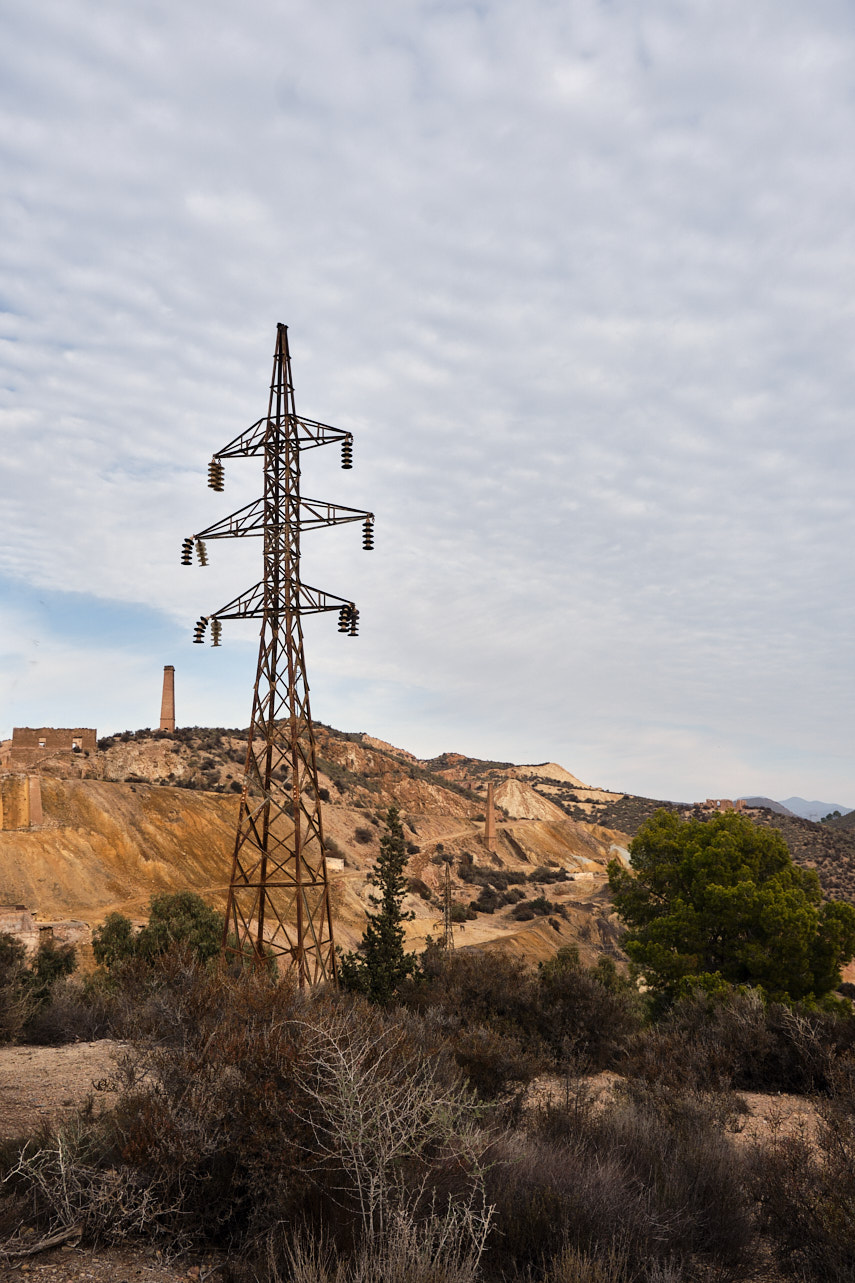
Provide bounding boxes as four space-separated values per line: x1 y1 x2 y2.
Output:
188 497 373 545
213 418 268 459
293 416 352 450
204 580 356 622
211 415 351 461
208 581 266 621
190 498 265 542
295 582 357 615
299 498 375 531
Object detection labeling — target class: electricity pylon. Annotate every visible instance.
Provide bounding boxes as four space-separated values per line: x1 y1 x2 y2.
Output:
182 323 373 985
442 860 455 951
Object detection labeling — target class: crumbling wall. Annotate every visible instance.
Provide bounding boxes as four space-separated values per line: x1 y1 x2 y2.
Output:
0 775 30 830
0 775 42 831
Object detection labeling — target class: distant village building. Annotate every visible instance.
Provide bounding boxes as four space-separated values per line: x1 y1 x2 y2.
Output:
703 798 746 813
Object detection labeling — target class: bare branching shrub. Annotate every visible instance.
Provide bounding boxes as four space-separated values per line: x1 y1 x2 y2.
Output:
5 1113 172 1245
290 1004 491 1238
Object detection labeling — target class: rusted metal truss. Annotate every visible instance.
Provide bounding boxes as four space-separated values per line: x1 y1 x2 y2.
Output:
443 860 455 951
182 323 372 986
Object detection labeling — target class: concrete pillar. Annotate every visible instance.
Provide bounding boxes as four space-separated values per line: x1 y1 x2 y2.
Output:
28 776 42 826
485 782 497 852
160 665 175 732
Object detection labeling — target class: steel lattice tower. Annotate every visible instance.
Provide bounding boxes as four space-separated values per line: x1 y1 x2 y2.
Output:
442 860 455 951
182 324 373 985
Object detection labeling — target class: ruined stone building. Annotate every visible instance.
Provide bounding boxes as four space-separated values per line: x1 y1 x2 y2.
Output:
0 726 97 771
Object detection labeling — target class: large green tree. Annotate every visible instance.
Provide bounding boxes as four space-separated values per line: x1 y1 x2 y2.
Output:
608 809 855 1005
339 805 417 1004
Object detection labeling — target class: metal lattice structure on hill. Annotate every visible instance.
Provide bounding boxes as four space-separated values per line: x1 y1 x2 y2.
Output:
182 323 374 985
442 860 455 951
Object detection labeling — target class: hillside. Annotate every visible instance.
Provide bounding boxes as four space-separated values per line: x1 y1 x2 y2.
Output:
5 723 855 972
0 725 631 969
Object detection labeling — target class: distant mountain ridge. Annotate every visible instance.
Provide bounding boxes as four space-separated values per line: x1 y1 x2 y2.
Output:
739 796 853 823
780 797 853 822
740 797 797 817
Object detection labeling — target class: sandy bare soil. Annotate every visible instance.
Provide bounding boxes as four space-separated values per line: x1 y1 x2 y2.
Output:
0 1243 220 1281
0 1043 121 1142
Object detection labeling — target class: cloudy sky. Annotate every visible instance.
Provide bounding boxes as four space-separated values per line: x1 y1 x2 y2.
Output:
2 0 855 804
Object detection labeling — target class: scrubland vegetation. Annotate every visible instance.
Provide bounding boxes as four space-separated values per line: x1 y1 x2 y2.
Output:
5 809 855 1279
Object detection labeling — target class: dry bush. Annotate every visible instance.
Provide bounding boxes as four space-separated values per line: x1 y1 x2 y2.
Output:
483 1081 754 1280
4 1112 174 1247
403 948 641 1096
627 988 855 1094
255 1202 493 1283
4 957 492 1268
748 1090 855 1281
21 977 113 1045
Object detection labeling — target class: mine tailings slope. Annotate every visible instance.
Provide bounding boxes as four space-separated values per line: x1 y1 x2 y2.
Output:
0 777 239 921
0 769 632 969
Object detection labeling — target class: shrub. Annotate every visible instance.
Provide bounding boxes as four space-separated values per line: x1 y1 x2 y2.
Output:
627 988 855 1094
24 938 77 1011
6 964 489 1261
354 827 374 845
537 948 643 1070
407 878 431 902
748 1092 855 1281
92 913 136 969
484 1083 753 1278
136 892 223 964
530 866 569 884
0 933 30 1043
511 896 556 920
92 894 224 975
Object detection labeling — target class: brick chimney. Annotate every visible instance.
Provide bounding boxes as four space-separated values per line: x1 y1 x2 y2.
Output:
159 665 175 732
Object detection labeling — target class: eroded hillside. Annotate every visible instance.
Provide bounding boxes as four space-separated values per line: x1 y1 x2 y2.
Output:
0 725 631 967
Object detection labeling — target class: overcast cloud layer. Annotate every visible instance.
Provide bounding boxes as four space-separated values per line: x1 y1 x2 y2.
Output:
2 0 855 803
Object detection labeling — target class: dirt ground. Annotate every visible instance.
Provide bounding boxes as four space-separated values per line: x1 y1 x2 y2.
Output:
0 1043 227 1281
0 1244 222 1281
0 1043 120 1142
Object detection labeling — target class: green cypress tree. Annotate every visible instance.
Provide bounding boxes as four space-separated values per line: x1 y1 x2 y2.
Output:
340 805 417 1004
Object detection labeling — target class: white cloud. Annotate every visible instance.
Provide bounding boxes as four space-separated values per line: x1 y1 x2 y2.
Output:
2 0 855 802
